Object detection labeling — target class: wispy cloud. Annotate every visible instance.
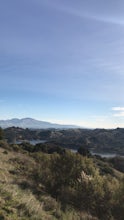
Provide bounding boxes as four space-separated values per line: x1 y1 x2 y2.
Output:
86 14 124 26
50 1 124 26
112 107 124 111
112 107 124 117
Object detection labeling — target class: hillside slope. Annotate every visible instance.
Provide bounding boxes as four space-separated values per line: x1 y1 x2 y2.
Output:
0 148 54 220
0 142 123 220
0 147 99 220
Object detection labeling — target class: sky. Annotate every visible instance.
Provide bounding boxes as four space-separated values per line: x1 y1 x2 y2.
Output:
1 0 124 128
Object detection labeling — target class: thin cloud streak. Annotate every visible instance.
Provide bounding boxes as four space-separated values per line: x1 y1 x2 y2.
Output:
50 2 124 26
112 107 124 111
112 107 124 117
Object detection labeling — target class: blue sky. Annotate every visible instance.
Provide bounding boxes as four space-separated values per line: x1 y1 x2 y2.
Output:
1 0 124 128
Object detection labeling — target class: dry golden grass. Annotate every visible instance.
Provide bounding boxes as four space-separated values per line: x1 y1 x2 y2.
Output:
0 148 56 219
0 147 104 220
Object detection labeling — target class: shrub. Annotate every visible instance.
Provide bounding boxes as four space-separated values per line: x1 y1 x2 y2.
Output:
0 140 9 150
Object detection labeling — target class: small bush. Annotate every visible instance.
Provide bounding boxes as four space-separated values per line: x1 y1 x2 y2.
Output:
10 144 20 152
3 150 8 154
0 210 6 220
0 140 9 150
42 196 58 212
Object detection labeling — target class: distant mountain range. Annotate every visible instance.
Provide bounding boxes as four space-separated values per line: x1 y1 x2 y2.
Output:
0 118 79 129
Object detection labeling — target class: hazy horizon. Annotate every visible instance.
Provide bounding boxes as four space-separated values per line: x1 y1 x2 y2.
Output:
1 0 124 128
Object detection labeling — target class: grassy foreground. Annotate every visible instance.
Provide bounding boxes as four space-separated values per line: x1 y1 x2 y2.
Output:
0 141 124 220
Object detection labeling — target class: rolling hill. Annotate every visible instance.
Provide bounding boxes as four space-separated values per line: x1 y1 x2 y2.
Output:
0 118 79 129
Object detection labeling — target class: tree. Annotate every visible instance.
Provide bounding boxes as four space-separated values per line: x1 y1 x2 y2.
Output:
78 146 91 157
0 127 3 140
46 151 83 198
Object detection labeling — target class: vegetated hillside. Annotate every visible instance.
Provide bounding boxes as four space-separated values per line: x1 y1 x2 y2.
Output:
0 137 124 220
4 127 124 155
48 128 124 155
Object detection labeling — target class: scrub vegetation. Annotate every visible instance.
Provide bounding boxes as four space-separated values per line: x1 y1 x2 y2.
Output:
0 128 124 220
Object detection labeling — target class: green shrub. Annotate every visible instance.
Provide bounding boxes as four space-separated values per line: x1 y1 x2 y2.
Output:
0 140 9 149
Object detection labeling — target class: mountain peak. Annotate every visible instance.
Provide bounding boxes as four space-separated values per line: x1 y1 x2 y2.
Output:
0 118 80 129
